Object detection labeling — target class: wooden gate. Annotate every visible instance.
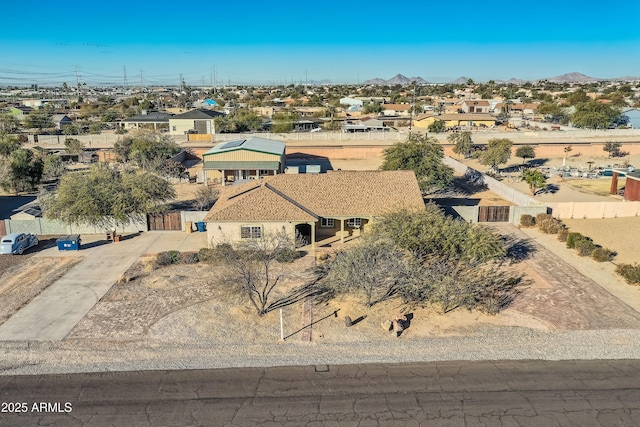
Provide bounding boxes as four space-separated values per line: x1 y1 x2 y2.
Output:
147 212 182 231
0 220 6 236
478 206 510 222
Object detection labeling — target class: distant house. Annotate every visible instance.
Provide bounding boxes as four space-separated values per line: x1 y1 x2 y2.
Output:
201 136 286 185
7 106 33 121
461 100 491 114
203 170 424 248
413 113 496 129
623 108 640 129
509 103 540 117
342 117 387 132
339 97 364 107
168 109 225 140
381 104 411 116
51 114 72 130
119 111 173 131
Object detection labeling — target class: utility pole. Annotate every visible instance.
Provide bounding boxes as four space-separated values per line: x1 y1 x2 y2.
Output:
140 71 144 91
123 66 128 88
408 81 416 139
75 65 80 96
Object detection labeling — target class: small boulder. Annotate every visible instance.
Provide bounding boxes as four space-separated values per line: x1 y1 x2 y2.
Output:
381 320 393 332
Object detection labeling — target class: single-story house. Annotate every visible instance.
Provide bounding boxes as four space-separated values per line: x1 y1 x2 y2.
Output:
413 113 496 129
119 111 173 131
203 170 424 248
168 109 225 139
51 114 73 130
623 108 640 129
342 117 387 132
461 100 490 114
6 106 33 121
202 136 286 185
382 103 411 116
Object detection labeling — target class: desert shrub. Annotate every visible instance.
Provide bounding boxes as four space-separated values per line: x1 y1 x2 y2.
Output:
535 213 553 224
616 263 640 285
566 232 586 249
157 250 180 266
591 247 614 262
275 247 301 263
538 218 564 234
520 214 535 227
180 251 199 264
574 239 597 256
198 248 215 263
557 228 569 242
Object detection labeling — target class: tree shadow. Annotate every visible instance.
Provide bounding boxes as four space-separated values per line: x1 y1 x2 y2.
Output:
503 235 538 263
396 312 414 337
80 240 111 250
267 279 333 312
540 184 559 194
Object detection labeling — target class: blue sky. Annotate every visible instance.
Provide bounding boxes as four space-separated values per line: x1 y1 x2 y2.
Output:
1 0 639 86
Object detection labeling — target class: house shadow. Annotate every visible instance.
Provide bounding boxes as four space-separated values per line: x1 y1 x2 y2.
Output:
285 153 334 173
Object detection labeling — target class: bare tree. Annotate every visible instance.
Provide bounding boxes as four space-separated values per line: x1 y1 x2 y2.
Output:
317 237 417 307
192 185 219 211
216 232 299 316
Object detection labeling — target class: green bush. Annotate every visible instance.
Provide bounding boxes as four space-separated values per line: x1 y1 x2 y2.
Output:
157 250 180 266
591 247 614 262
616 263 640 285
575 239 597 256
538 218 564 234
180 251 199 264
557 228 569 242
520 214 535 227
566 232 586 249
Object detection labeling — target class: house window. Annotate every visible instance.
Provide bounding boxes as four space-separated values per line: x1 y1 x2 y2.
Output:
320 218 334 227
240 226 262 239
346 218 361 227
172 126 177 131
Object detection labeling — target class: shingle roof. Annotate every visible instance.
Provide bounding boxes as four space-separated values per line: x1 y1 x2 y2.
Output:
204 170 424 222
123 112 173 122
171 109 225 120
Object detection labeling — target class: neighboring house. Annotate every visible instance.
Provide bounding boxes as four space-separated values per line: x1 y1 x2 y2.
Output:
461 100 490 114
339 97 364 107
263 119 320 132
381 104 411 116
342 117 387 132
168 109 225 139
413 113 496 129
202 136 286 185
203 170 424 248
51 114 72 130
623 108 640 129
7 106 33 121
22 99 68 108
509 103 540 117
119 111 173 131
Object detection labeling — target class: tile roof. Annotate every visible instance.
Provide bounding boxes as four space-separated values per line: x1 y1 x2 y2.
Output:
205 171 424 222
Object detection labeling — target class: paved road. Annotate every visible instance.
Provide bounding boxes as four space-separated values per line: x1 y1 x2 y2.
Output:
1 360 639 426
0 233 163 341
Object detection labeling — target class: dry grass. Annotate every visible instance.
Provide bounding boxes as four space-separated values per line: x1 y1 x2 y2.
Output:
0 257 82 325
561 217 640 264
563 178 625 196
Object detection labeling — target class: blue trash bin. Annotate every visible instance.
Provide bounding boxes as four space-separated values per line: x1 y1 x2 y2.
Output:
56 235 81 251
195 222 206 232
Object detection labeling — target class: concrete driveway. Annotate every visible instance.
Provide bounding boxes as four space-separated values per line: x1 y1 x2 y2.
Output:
0 231 207 341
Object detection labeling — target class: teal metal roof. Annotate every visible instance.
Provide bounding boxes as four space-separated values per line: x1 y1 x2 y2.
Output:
204 137 285 157
203 160 281 170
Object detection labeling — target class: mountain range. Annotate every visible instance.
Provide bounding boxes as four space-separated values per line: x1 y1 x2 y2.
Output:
360 72 640 85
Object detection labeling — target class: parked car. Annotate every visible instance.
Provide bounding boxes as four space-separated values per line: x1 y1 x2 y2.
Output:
0 233 39 255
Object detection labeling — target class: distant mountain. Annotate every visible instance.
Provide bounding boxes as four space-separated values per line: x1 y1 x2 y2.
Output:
362 74 428 85
505 78 526 85
450 76 471 84
542 72 600 83
610 76 640 82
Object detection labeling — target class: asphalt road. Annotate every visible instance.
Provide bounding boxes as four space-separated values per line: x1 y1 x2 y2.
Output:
1 360 639 426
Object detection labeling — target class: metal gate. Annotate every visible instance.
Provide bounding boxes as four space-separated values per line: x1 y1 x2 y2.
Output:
478 206 510 222
147 212 182 231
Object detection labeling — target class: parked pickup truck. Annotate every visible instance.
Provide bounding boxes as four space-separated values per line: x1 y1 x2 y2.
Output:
0 233 39 255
